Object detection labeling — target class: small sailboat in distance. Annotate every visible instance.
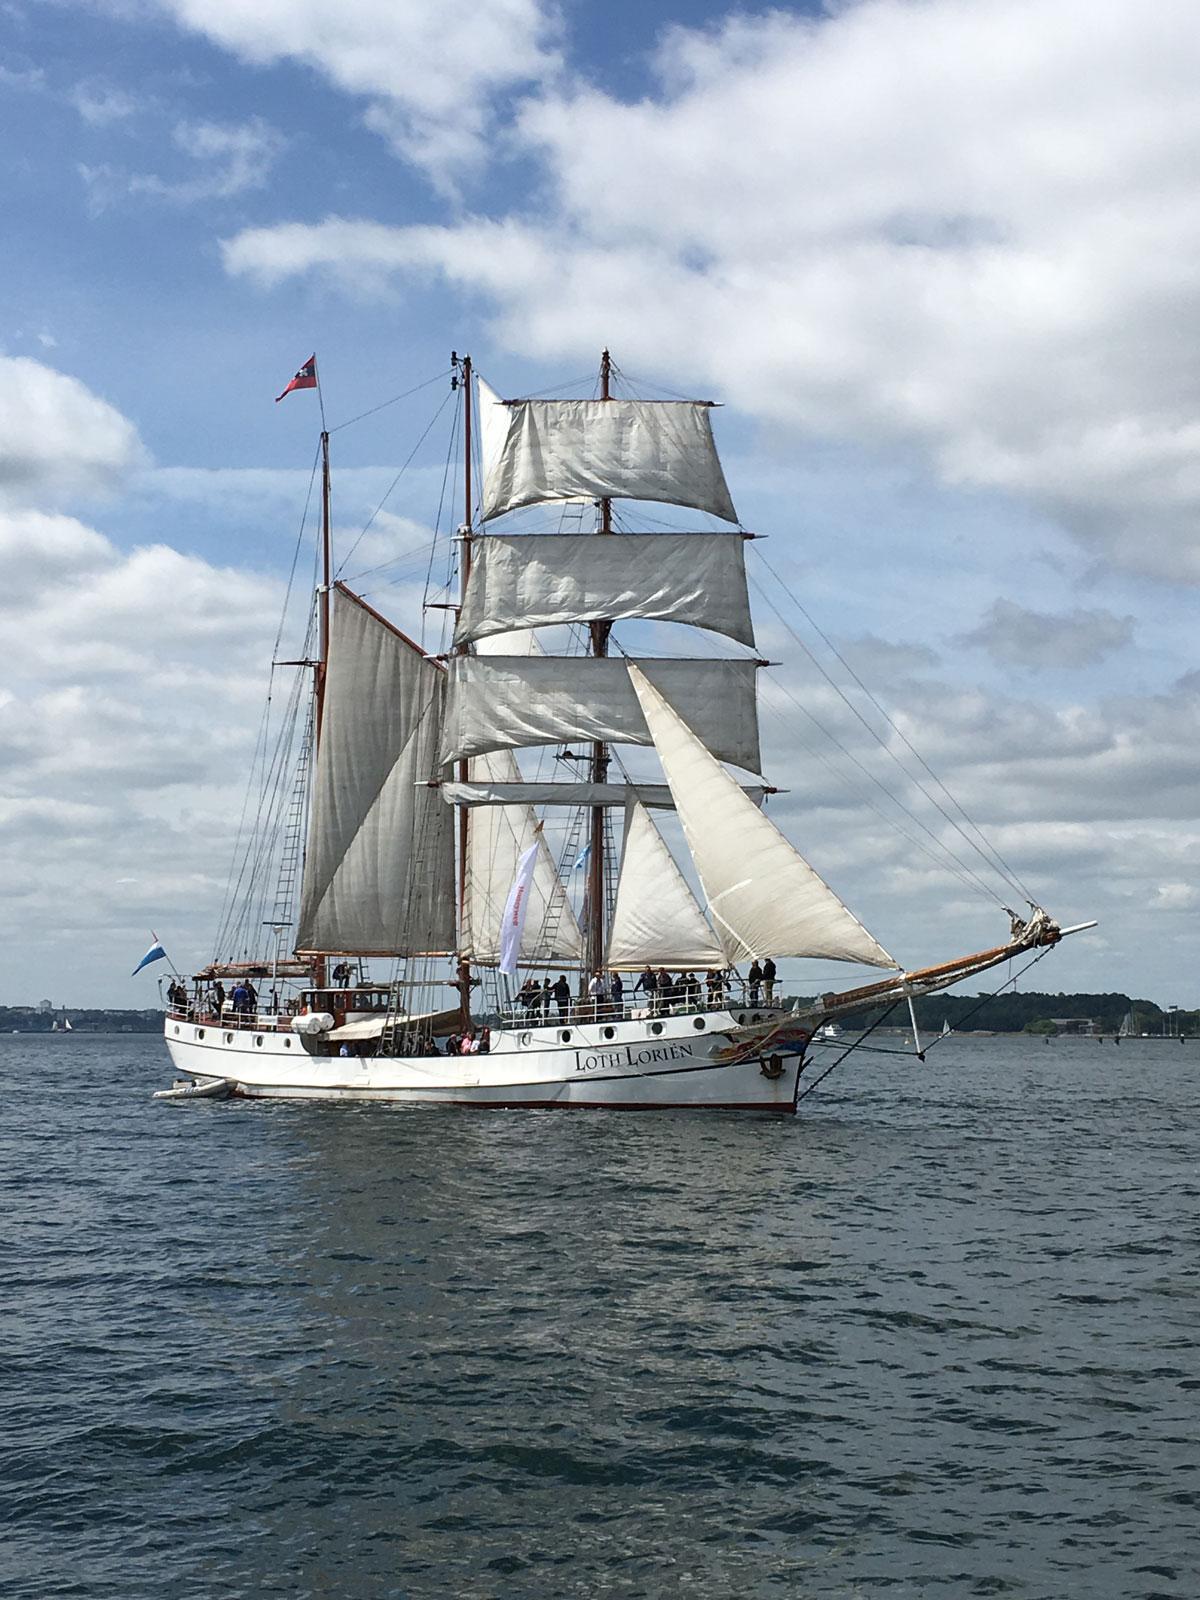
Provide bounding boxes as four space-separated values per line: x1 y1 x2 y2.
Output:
158 349 1094 1111
941 1017 952 1037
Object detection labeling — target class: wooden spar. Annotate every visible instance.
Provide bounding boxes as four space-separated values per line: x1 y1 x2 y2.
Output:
456 354 474 1030
586 348 613 983
817 925 1064 1018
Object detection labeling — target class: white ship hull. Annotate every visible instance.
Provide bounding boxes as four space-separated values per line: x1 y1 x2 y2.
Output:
163 1008 807 1111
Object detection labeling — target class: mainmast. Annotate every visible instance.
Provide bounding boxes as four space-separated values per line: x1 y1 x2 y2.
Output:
456 354 474 1028
586 349 613 978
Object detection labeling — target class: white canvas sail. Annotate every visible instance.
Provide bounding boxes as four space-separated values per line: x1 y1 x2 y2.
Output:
477 380 738 524
605 800 725 970
441 655 762 773
455 533 754 648
296 588 456 955
461 749 583 966
627 664 897 969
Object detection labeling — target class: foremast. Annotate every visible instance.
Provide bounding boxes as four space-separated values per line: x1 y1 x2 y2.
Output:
455 352 474 1030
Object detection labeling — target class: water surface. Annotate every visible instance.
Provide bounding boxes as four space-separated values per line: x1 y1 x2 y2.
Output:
2 1032 1196 1597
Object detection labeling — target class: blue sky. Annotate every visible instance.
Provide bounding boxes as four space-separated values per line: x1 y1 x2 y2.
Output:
2 0 1198 1007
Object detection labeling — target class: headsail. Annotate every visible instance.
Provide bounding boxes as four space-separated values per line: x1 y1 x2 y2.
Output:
627 663 897 969
296 587 456 956
605 799 725 970
440 655 762 773
477 379 738 524
455 532 754 648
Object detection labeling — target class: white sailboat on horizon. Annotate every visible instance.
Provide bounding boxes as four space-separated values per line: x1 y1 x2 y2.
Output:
160 350 1090 1110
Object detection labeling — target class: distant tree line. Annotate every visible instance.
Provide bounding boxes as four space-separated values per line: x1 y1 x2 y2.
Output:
792 991 1197 1036
0 1007 163 1034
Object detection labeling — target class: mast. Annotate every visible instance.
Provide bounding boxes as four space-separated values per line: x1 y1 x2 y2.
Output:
313 429 332 989
313 429 333 741
586 349 613 978
456 354 474 1028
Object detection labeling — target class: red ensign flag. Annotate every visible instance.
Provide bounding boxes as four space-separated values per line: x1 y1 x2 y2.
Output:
276 355 318 402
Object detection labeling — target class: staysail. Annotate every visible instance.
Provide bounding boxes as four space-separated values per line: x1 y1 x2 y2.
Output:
296 586 456 955
477 379 738 524
627 664 897 968
461 749 583 966
605 799 725 969
454 533 754 648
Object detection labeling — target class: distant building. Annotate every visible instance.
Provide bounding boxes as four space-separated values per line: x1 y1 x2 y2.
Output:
37 999 54 1013
1049 1017 1098 1036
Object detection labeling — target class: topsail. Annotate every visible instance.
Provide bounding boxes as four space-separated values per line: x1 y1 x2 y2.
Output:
477 379 738 524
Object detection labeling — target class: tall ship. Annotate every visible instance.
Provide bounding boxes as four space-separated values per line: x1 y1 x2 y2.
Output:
160 351 1088 1110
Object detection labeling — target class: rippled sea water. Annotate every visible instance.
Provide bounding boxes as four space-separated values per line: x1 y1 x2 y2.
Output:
2 1031 1197 1598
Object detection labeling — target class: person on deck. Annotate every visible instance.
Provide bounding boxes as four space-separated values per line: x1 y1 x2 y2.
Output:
553 975 571 1019
706 969 724 1007
747 961 763 1005
477 1026 491 1054
245 980 259 1016
540 978 553 1019
656 969 672 1014
587 971 607 1018
230 981 250 1016
332 961 352 988
517 977 540 1016
634 966 657 1013
610 972 625 1018
214 980 226 1016
762 958 777 1005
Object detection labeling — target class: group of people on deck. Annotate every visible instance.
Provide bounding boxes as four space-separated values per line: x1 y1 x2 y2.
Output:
445 1026 491 1055
513 959 777 1021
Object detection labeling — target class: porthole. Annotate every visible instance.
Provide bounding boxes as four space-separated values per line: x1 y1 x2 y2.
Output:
197 1028 205 1040
693 1017 706 1030
255 1035 264 1047
224 1032 233 1044
752 1013 762 1024
651 1022 663 1036
173 1025 180 1036
602 1026 615 1040
560 1029 572 1043
737 1014 746 1026
519 1031 532 1046
284 1037 292 1048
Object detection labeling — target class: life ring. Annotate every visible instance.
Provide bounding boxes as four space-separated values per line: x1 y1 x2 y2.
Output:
760 1055 785 1080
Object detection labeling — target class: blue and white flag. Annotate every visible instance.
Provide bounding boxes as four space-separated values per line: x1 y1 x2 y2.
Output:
572 842 591 872
498 842 540 978
131 937 167 976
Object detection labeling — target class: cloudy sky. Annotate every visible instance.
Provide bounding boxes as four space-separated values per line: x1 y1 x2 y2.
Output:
3 0 1198 1008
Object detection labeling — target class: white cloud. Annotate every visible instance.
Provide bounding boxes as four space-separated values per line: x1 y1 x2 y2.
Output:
145 0 560 186
69 79 141 125
0 356 145 503
222 0 1200 582
81 116 285 209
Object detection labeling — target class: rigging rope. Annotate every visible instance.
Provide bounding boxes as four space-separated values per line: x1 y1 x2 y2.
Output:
795 944 1054 1103
335 389 455 578
750 548 1035 905
328 369 451 434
